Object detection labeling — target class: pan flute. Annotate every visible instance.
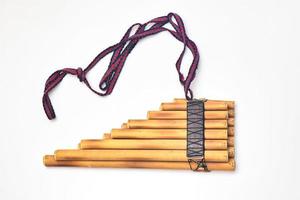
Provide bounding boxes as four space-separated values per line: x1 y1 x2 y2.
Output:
44 98 236 172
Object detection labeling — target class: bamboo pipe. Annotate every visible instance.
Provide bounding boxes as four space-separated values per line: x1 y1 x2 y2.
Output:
127 120 228 129
111 129 228 139
228 118 234 126
208 100 235 109
160 102 228 111
228 127 234 136
54 149 228 162
79 139 228 150
228 133 235 157
147 111 228 120
228 136 234 147
228 147 235 158
229 109 234 117
44 155 235 171
171 101 235 118
173 99 235 109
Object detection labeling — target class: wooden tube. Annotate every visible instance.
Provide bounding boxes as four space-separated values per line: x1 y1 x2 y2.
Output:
54 149 228 162
79 139 228 150
102 133 111 139
173 99 235 109
228 127 234 136
44 155 235 171
207 100 234 109
229 109 234 117
111 129 228 139
228 147 235 158
147 111 228 120
127 120 227 129
207 111 228 119
228 118 234 126
228 136 234 147
160 102 228 111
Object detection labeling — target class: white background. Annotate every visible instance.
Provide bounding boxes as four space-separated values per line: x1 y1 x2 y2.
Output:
0 0 299 199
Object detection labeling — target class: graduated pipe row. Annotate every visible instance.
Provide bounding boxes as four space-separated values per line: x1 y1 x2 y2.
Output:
44 99 235 171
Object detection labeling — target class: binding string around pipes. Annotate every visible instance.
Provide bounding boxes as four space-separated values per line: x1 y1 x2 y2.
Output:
42 13 236 172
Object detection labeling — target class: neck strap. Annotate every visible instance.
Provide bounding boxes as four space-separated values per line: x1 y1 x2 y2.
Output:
43 12 200 120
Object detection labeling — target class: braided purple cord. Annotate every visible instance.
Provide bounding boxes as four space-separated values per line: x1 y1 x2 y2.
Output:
42 12 199 120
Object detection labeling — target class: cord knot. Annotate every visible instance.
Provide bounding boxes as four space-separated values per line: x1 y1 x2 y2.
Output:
76 67 86 82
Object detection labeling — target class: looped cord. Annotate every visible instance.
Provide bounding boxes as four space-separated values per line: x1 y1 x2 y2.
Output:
76 68 86 82
43 12 200 120
188 158 209 172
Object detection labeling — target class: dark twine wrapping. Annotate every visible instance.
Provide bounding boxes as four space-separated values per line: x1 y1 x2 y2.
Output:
187 99 209 172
